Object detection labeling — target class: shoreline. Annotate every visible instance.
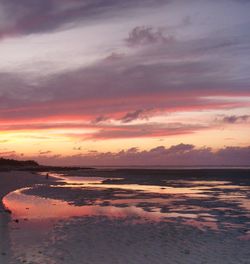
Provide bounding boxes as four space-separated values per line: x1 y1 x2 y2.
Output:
1 169 250 263
0 170 56 263
0 170 56 209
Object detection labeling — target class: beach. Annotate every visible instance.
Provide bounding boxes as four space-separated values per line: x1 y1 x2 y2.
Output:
1 168 250 264
1 0 250 263
0 171 55 264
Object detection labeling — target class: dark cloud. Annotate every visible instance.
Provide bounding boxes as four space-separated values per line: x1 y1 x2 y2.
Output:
120 109 146 123
1 36 249 120
0 0 167 39
73 146 82 151
168 143 194 153
1 0 249 42
12 144 250 166
0 56 248 124
92 115 109 124
39 150 52 155
126 26 174 46
222 115 250 124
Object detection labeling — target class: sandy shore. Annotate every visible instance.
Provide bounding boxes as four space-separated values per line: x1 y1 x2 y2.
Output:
0 171 55 263
40 217 250 264
1 169 250 264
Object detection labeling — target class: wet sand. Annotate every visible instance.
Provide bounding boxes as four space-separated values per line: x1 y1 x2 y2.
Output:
1 169 250 264
0 171 55 263
40 217 249 264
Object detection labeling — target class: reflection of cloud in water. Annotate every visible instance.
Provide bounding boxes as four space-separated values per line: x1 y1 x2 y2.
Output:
3 172 250 263
4 174 250 233
4 191 211 224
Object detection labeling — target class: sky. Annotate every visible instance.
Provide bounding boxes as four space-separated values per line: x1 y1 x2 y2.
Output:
0 0 250 166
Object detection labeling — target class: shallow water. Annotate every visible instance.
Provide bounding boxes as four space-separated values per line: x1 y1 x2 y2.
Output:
2 172 250 263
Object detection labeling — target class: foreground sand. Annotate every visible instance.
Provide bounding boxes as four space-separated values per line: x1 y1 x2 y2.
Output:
0 171 55 264
41 217 250 264
7 215 250 264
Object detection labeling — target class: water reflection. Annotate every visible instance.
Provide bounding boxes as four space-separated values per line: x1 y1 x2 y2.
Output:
3 174 250 232
3 173 250 263
4 190 216 225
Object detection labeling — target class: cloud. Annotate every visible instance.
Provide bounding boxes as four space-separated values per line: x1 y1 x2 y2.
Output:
11 144 250 166
0 47 248 124
105 52 125 61
126 26 174 46
0 0 167 40
0 0 249 147
120 109 147 123
39 150 52 155
0 3 250 125
0 150 17 156
73 146 82 151
168 143 194 153
92 115 110 124
84 122 207 140
0 118 206 140
221 115 250 124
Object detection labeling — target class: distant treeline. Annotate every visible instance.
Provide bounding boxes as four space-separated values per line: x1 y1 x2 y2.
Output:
0 158 39 167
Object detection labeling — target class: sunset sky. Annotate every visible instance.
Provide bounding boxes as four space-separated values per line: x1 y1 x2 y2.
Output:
0 0 250 166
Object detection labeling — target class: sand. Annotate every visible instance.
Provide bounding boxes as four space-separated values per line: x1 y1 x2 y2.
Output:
7 216 250 264
1 169 250 264
0 171 55 264
41 217 250 264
